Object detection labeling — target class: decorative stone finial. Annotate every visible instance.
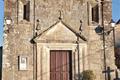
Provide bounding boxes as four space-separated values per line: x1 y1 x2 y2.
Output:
36 19 41 31
79 20 83 32
58 10 62 20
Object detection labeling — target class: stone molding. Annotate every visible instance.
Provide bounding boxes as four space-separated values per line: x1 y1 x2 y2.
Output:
37 43 87 80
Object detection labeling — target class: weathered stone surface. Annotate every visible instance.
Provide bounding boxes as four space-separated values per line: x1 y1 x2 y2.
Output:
2 22 34 80
2 0 116 80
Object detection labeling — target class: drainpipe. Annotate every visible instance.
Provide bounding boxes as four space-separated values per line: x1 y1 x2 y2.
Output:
77 37 81 80
101 0 107 80
17 0 19 24
33 0 37 80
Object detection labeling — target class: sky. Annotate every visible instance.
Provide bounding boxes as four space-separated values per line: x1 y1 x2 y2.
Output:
0 0 4 47
0 0 120 46
112 0 120 22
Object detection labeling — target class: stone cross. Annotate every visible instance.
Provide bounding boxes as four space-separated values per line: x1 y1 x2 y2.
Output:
102 67 114 80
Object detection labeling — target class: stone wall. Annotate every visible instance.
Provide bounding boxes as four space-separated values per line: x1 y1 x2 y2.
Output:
102 0 112 26
115 24 120 47
2 0 115 80
2 22 34 80
114 24 120 69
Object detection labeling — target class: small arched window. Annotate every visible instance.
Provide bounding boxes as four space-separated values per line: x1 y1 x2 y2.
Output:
18 1 30 21
87 2 99 25
92 4 99 23
23 1 30 21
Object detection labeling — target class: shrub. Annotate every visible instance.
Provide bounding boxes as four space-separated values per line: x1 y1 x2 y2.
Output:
82 70 96 80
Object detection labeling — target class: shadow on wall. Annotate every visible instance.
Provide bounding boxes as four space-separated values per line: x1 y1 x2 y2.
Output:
0 46 2 80
74 70 96 80
115 48 120 69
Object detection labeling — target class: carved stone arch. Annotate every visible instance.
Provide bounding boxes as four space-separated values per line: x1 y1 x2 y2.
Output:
20 0 29 5
88 0 98 7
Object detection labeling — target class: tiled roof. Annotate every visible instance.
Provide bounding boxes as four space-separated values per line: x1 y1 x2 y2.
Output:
117 19 120 24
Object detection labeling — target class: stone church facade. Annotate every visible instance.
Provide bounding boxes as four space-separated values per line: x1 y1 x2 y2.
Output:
2 0 116 80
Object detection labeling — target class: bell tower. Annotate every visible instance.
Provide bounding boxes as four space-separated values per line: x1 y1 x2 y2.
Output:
3 0 35 80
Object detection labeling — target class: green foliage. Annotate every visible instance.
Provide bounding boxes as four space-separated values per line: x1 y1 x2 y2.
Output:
82 70 96 80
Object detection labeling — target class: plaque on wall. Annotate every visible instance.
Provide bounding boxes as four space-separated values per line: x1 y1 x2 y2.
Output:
18 56 27 70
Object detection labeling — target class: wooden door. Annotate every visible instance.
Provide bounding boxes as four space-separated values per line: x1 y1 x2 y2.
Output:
50 50 72 80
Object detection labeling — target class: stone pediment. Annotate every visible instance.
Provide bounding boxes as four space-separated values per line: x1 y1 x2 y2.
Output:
34 21 87 43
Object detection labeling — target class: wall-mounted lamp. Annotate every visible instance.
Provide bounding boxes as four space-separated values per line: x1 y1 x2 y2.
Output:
95 19 116 36
110 19 116 28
